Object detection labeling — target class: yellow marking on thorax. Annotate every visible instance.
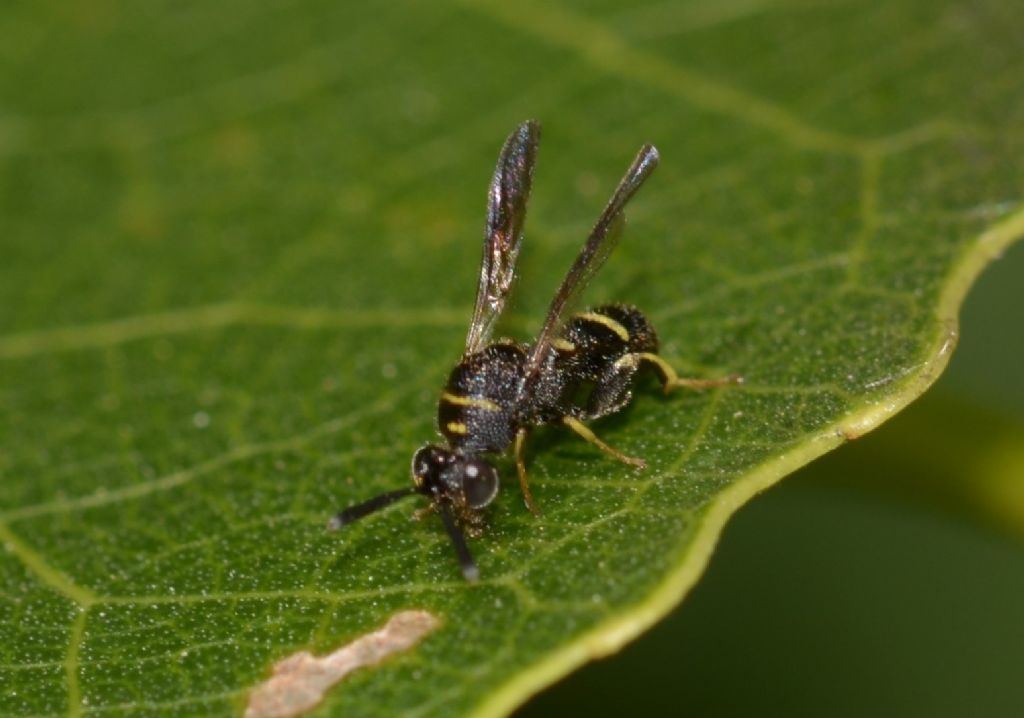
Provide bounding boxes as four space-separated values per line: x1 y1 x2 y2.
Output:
613 353 641 370
445 421 469 435
440 391 500 411
551 337 576 352
576 311 630 342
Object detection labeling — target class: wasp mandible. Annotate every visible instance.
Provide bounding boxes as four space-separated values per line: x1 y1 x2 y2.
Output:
329 120 739 580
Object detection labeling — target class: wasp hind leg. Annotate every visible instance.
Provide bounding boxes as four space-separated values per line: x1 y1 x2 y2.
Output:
637 352 743 394
514 428 541 516
561 415 646 468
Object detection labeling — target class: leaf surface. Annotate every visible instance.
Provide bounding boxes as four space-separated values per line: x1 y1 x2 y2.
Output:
1 1 1022 716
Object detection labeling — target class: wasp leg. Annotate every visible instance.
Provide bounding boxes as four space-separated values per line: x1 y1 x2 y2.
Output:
561 416 646 468
585 353 640 420
463 510 486 539
514 428 541 516
411 504 436 522
636 352 743 394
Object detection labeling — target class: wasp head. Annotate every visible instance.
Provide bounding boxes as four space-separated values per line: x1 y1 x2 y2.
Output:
411 444 499 510
326 445 500 582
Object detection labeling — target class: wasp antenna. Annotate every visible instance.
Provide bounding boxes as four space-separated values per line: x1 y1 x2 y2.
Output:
327 487 418 530
636 143 659 172
436 502 480 582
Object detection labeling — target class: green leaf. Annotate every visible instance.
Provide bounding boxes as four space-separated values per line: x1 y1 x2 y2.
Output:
524 410 1024 716
1 1 1022 716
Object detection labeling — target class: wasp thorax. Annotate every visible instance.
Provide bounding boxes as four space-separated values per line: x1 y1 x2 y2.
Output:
411 444 499 510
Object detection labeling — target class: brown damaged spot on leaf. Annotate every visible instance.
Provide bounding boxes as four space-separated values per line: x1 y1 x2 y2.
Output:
244 610 441 718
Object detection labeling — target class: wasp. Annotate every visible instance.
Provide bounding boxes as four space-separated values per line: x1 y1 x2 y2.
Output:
329 120 739 581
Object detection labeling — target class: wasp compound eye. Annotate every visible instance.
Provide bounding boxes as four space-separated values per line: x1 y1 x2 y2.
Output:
461 459 499 509
411 447 433 480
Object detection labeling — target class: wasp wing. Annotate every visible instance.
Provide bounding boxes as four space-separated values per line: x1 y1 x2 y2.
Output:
519 144 660 396
465 120 542 355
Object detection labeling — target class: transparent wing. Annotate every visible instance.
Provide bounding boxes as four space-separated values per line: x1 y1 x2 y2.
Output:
465 120 542 355
519 143 660 395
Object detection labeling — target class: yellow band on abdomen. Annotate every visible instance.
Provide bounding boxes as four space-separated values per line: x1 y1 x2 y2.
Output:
575 311 630 342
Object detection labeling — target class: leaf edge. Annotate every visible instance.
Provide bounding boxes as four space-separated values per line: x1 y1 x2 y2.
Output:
468 206 1024 718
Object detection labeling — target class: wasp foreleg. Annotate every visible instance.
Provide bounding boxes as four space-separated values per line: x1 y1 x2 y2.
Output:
514 427 541 516
411 504 436 522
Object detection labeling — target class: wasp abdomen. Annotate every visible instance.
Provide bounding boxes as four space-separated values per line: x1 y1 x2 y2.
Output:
559 304 660 419
562 304 657 362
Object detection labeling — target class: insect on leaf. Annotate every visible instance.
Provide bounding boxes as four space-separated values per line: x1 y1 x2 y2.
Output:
0 1 1022 717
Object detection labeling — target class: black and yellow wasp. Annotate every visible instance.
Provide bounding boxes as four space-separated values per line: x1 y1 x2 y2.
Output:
329 120 738 580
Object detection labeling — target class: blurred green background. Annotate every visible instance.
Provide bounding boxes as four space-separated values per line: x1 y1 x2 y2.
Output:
521 242 1024 715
